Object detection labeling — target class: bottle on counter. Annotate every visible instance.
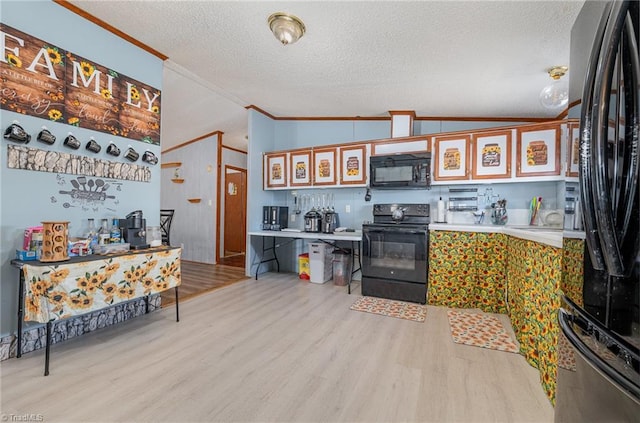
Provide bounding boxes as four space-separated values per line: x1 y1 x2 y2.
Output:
110 218 121 244
98 218 110 245
86 218 98 252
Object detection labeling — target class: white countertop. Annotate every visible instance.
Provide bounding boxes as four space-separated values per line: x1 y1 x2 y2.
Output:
429 223 585 248
249 230 362 242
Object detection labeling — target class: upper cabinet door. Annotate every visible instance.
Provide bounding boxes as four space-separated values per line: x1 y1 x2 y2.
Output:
471 129 512 179
566 121 580 177
433 134 471 181
516 123 561 177
339 144 367 185
313 147 337 186
290 150 312 187
265 152 288 189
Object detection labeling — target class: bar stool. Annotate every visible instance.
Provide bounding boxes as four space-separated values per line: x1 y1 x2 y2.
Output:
160 209 175 246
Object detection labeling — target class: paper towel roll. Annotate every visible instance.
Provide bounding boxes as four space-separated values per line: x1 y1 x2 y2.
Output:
437 198 445 223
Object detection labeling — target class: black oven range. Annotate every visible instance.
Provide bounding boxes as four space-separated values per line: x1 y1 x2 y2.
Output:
361 203 430 304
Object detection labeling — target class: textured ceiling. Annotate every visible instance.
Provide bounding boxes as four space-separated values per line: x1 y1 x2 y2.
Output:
67 0 586 152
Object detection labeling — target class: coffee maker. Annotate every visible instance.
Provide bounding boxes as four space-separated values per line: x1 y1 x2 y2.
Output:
119 210 149 249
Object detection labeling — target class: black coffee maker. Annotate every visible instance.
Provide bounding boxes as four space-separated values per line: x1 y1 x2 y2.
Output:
119 210 149 249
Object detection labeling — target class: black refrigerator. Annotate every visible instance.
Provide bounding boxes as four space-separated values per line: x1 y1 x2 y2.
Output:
555 1 640 421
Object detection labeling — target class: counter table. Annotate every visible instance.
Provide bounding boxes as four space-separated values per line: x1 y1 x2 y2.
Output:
11 246 181 375
248 230 362 293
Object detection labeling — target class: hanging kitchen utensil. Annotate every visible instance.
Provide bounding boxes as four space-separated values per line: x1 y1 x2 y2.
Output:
124 147 139 162
63 133 80 149
85 138 101 153
36 126 56 145
4 121 30 143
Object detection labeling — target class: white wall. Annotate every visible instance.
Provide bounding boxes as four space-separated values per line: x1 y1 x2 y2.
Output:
160 134 219 263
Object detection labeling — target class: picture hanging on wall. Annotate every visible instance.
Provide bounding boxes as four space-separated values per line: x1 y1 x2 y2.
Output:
0 23 161 145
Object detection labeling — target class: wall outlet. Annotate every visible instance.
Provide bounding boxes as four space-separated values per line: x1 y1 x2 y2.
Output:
291 214 296 222
345 205 351 213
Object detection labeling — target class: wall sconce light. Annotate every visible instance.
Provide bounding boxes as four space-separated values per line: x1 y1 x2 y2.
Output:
36 126 56 145
142 150 158 165
540 66 569 110
106 142 121 157
268 12 306 45
124 146 139 162
3 121 31 143
85 137 101 153
63 133 80 149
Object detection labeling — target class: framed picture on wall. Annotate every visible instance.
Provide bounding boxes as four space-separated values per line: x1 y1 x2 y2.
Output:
566 121 580 177
313 147 336 185
433 134 471 181
290 150 312 187
516 123 561 177
339 145 367 185
265 152 287 188
471 130 512 179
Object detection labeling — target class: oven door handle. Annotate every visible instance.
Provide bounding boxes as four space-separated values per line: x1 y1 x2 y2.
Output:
363 228 427 235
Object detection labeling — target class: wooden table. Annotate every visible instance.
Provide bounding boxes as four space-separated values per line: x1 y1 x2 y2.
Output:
11 246 181 375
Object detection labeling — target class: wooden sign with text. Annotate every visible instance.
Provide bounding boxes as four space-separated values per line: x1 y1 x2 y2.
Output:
1 23 161 145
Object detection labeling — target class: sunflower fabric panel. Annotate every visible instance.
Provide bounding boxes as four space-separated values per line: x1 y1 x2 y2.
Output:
22 248 181 323
428 231 477 308
507 237 562 404
474 232 507 313
428 231 506 312
561 238 584 308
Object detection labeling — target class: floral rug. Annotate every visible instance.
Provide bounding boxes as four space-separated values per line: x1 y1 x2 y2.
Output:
446 310 519 353
350 296 427 322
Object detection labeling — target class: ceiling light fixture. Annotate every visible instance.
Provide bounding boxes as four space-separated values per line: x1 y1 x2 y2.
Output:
539 66 569 110
268 12 306 45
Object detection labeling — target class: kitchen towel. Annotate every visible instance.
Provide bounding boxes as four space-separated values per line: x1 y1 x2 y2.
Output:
447 310 519 353
350 296 427 322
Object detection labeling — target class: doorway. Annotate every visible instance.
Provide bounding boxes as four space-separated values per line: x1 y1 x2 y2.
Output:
219 165 247 267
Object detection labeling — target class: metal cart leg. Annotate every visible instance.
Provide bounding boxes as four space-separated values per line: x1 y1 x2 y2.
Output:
17 271 25 358
44 321 52 376
175 286 180 322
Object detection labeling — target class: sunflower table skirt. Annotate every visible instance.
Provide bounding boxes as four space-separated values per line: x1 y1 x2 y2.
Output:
12 246 181 375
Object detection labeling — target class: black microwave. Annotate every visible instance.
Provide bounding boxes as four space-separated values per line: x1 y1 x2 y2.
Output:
369 153 431 189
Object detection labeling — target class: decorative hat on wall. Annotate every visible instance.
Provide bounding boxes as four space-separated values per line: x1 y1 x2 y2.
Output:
124 146 139 162
63 133 80 150
4 121 31 143
142 150 158 165
85 137 101 153
36 126 56 145
106 142 121 157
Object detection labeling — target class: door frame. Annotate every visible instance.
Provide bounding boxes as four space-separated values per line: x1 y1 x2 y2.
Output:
216 163 247 262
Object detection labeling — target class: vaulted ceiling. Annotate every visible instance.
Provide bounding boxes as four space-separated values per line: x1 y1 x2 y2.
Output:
67 1 585 152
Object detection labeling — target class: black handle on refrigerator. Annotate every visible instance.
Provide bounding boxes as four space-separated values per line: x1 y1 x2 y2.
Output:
579 0 639 277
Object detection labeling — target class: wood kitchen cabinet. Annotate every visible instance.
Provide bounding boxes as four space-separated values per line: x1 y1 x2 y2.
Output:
428 230 506 313
312 147 337 186
289 149 313 187
264 152 288 189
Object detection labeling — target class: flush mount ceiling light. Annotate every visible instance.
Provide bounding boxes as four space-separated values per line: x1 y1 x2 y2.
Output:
539 66 569 110
268 12 306 45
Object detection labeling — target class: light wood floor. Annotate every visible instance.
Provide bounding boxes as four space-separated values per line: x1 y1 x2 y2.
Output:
0 273 553 422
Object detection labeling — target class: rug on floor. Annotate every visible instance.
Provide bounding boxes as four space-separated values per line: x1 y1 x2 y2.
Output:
446 310 519 353
350 296 427 322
